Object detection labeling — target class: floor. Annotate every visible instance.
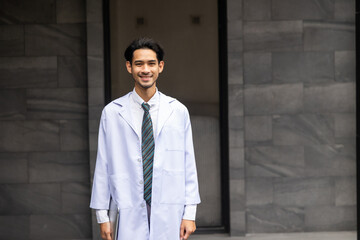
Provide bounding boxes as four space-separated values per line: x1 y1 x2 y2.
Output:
191 231 356 240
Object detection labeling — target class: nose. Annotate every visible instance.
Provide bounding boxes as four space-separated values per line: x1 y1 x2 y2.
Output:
142 64 150 74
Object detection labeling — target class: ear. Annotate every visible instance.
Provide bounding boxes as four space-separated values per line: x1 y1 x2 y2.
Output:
126 61 132 74
158 61 165 73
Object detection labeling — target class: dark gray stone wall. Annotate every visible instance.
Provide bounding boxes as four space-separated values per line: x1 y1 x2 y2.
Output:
238 0 355 234
0 0 356 238
0 0 91 239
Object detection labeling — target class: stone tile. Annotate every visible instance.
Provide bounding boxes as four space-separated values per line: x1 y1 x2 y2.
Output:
230 128 244 148
0 120 60 152
89 150 97 180
247 205 304 233
273 114 334 146
244 21 303 51
245 116 272 142
0 0 56 24
229 84 243 116
246 178 273 206
0 183 61 214
228 53 243 84
56 0 86 23
243 0 271 20
228 20 242 40
87 56 104 88
228 39 243 53
0 89 26 120
244 84 303 115
91 211 101 239
26 88 88 119
230 179 245 212
89 105 103 120
244 52 271 84
228 54 244 85
229 165 244 180
304 83 355 113
89 119 99 152
273 177 334 207
246 146 304 177
227 0 242 21
304 21 355 51
272 0 334 20
62 182 91 214
230 147 245 169
60 120 89 151
335 177 356 206
29 151 89 183
334 113 355 138
335 0 355 22
229 152 245 180
87 23 103 56
0 57 57 88
0 25 24 56
0 153 27 183
30 214 92 239
304 144 356 177
0 216 29 239
305 206 356 231
86 0 103 23
230 211 246 235
25 24 86 56
273 52 334 83
335 51 355 82
229 115 244 130
58 56 87 87
88 87 105 110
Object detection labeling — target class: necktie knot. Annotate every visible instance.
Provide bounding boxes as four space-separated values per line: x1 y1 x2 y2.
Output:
142 102 150 112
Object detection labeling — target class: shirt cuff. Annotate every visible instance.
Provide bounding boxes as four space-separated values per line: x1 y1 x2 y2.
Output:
96 209 110 224
182 204 197 221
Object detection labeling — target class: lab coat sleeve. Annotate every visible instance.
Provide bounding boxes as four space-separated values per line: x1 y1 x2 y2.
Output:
184 109 201 205
90 110 111 210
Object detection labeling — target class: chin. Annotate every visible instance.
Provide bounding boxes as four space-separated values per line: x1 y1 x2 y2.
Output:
139 81 156 89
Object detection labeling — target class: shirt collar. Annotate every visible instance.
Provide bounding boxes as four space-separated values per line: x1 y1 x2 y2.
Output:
132 88 159 108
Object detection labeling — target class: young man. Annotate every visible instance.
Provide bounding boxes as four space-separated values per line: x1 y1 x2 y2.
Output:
90 38 201 240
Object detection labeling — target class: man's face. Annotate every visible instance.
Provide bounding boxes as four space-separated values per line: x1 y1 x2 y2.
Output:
126 48 164 90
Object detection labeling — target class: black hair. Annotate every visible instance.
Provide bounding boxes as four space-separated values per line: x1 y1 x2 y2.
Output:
124 37 165 63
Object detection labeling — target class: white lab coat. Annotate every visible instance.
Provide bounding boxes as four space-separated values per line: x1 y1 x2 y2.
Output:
90 92 201 240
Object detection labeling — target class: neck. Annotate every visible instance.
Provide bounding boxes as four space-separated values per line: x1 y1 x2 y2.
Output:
135 85 156 102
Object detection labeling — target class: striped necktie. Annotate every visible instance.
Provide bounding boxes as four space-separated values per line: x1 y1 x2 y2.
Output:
141 103 154 205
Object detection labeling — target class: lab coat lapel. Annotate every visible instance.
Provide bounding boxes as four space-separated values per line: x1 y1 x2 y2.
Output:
113 93 140 140
156 93 174 139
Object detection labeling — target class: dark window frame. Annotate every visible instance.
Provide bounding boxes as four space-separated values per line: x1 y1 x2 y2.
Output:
356 1 359 240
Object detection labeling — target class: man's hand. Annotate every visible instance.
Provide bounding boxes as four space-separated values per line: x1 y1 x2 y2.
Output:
100 221 112 240
180 219 196 240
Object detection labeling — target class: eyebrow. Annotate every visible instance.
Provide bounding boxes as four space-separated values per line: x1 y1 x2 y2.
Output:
134 59 157 64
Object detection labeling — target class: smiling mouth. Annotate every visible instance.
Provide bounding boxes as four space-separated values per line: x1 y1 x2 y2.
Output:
140 76 152 80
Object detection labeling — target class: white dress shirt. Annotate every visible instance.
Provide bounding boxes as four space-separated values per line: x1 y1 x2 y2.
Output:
96 88 197 223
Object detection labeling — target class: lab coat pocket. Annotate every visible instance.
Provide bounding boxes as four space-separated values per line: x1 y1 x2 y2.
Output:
160 170 185 204
162 126 185 151
109 174 134 209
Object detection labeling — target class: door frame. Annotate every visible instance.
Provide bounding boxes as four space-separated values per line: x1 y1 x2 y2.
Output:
102 0 230 233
